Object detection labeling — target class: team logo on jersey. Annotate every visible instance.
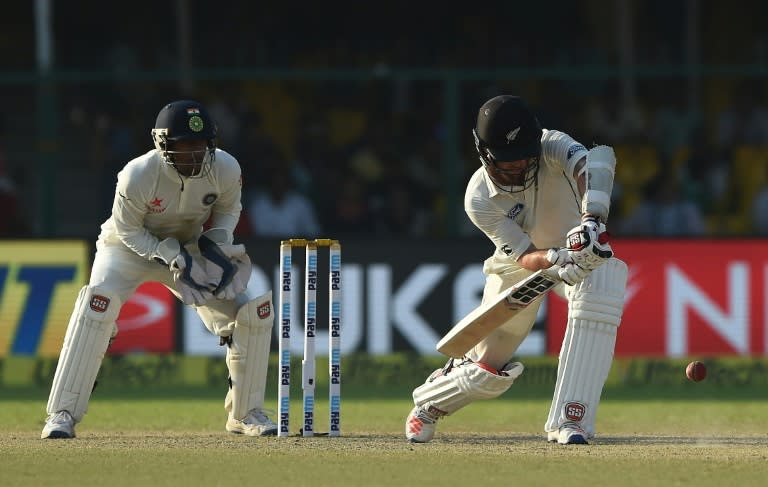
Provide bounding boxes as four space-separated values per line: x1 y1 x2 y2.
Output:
257 302 271 319
507 203 524 220
506 126 521 142
90 295 111 313
564 401 586 422
567 144 586 160
148 197 166 213
203 193 217 205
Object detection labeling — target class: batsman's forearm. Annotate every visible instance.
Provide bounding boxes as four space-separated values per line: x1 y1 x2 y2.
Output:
517 246 557 271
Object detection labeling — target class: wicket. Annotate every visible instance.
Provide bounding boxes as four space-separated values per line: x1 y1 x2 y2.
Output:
278 238 341 437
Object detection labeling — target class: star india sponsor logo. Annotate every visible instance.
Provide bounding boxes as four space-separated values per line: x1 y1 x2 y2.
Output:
148 197 166 214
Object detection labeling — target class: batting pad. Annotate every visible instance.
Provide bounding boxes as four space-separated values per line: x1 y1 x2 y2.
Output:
545 258 627 437
46 285 122 422
412 361 523 417
225 291 274 420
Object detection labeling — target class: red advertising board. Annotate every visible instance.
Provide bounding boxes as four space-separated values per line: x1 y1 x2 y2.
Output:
547 239 768 357
109 282 176 354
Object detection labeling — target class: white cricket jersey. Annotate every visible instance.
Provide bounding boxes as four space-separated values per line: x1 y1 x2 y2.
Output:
465 129 589 264
97 148 242 260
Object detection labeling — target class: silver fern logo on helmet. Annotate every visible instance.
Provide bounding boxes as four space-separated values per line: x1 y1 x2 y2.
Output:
506 127 521 143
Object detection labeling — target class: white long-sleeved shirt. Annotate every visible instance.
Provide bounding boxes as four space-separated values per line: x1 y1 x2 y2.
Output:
97 148 242 259
464 129 589 266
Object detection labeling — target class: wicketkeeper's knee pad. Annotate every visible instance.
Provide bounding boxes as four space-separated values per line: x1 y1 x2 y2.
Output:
412 359 524 418
545 258 628 437
224 291 273 420
46 285 122 422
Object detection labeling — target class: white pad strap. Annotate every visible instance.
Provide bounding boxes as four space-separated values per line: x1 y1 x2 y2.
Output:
546 258 627 436
46 286 121 422
581 145 616 221
225 291 274 420
413 361 524 416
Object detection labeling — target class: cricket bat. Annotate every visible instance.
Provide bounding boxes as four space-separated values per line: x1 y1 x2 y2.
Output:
436 268 560 358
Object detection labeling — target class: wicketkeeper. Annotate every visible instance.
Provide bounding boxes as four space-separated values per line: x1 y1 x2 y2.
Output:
41 100 277 438
405 95 627 444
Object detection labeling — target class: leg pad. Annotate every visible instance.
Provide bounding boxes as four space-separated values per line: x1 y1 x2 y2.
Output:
225 291 274 420
46 286 121 422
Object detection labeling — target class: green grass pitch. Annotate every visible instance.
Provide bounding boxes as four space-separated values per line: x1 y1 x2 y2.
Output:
2 355 768 486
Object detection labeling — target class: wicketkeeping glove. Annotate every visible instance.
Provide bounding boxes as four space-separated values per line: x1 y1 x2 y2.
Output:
198 234 252 300
153 238 216 305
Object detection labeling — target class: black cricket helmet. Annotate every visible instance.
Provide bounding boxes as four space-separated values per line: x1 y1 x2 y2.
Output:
473 95 542 191
151 100 217 178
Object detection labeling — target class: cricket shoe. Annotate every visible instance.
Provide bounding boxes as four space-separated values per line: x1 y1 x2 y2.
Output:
405 405 441 443
227 408 278 437
41 411 76 439
547 422 588 445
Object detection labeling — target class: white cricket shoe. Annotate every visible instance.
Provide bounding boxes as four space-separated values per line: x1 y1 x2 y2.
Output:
226 408 278 437
547 422 588 445
405 405 440 443
41 411 76 439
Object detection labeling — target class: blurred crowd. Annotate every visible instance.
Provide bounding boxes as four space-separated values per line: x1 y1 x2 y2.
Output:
2 1 768 239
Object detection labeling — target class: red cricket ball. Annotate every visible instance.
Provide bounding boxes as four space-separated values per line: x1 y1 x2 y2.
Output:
686 361 707 382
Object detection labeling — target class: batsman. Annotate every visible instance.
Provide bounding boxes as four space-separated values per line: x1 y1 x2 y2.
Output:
406 95 628 445
41 100 277 438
